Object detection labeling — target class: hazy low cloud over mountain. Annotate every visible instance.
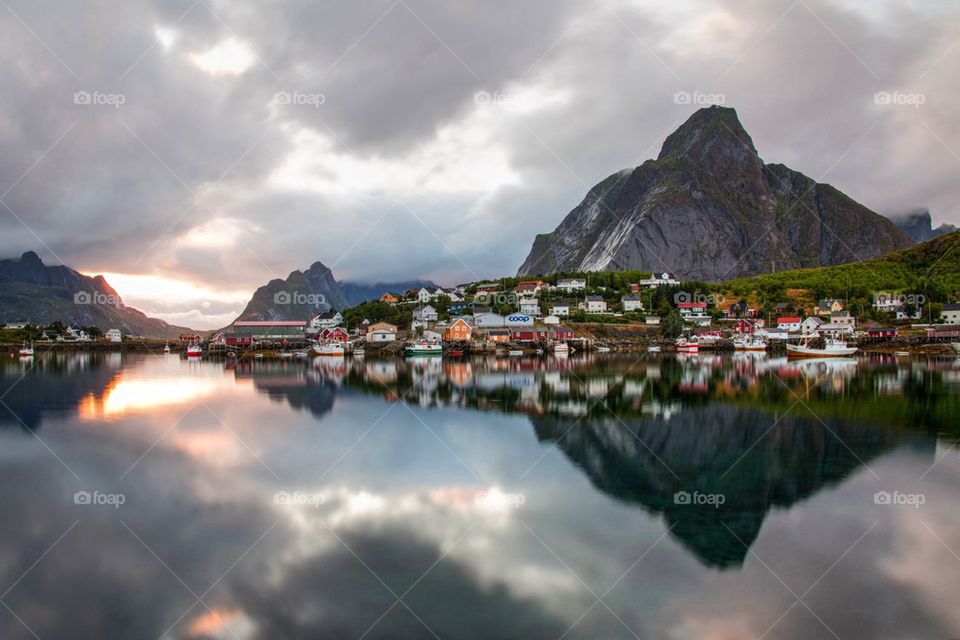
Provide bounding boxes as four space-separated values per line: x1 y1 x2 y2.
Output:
1 0 958 326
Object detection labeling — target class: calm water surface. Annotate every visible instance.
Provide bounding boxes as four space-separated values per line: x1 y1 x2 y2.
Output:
2 351 960 639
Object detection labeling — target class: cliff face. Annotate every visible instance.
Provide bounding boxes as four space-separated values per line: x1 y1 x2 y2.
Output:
518 106 912 280
888 208 958 243
0 251 190 337
235 261 349 321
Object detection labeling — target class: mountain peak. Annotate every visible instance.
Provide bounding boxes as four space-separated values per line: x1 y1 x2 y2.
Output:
657 106 760 174
19 250 43 267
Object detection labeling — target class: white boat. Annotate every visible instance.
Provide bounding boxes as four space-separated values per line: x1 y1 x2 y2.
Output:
733 335 767 351
293 350 309 359
787 337 857 358
648 345 661 353
163 344 171 354
314 342 346 356
554 342 570 354
508 350 524 357
406 341 442 356
186 344 202 357
675 337 699 354
18 343 34 357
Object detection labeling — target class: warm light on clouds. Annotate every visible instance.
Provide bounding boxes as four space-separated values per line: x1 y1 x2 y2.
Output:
189 38 256 75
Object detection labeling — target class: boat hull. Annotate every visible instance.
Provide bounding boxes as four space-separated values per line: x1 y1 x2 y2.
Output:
786 344 857 358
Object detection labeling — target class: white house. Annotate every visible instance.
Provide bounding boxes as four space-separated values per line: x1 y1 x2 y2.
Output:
585 296 607 314
519 299 541 316
645 316 661 325
819 323 853 337
366 322 398 342
417 288 434 303
549 302 571 317
776 317 802 332
621 295 645 312
421 329 443 342
872 291 902 314
308 311 343 333
555 278 586 292
542 314 561 325
413 305 439 323
474 312 506 327
639 272 679 288
941 303 960 324
801 317 824 335
105 329 122 343
830 310 857 331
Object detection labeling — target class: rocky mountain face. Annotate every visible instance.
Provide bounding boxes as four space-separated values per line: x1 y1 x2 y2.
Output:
0 251 190 337
235 260 437 321
888 208 958 243
518 106 913 281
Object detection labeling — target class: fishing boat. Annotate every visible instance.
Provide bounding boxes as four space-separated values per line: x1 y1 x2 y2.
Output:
554 342 570 354
787 337 857 358
314 342 346 356
18 343 34 357
186 343 202 357
675 337 699 354
406 341 443 356
733 335 767 351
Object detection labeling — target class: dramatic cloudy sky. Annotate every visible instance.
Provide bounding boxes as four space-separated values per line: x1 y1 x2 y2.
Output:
1 0 958 328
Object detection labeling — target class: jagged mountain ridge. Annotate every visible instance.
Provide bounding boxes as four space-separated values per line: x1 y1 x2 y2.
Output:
235 260 437 321
888 208 958 243
518 106 912 280
0 251 191 338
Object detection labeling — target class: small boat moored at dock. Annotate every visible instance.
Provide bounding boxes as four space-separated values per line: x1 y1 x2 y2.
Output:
787 337 857 358
314 342 346 356
675 338 699 354
554 342 570 354
18 343 34 357
186 344 202 357
406 341 443 356
733 335 767 352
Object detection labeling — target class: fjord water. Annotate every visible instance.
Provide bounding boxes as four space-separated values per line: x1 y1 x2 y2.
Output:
1 352 959 639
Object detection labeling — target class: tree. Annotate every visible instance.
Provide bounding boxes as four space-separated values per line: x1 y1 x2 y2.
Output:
660 310 684 339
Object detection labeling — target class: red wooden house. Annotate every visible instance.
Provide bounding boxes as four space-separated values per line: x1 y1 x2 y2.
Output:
511 328 549 342
318 327 350 342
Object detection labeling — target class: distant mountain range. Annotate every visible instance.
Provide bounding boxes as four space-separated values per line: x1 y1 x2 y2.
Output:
0 252 190 338
518 106 912 281
233 260 437 322
888 208 958 243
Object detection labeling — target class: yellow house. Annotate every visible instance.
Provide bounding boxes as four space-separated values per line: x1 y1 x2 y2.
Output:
443 318 472 342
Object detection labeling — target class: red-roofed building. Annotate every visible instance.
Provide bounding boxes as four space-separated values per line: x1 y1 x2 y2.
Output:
777 317 802 332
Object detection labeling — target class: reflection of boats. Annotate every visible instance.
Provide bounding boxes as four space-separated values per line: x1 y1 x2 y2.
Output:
733 336 767 351
352 348 365 358
675 338 699 354
596 346 611 353
554 343 569 354
894 351 910 357
294 350 309 358
314 342 346 356
18 343 34 357
186 344 202 357
509 350 524 357
648 345 661 353
787 337 856 358
406 341 442 356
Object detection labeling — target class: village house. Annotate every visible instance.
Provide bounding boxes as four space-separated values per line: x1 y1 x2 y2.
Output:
830 310 857 331
733 319 761 334
819 322 854 337
413 304 439 323
629 283 641 293
542 314 560 325
645 316 661 325
872 291 902 314
585 296 607 314
416 288 434 303
549 302 571 317
474 312 505 327
777 316 802 332
485 329 511 343
421 329 443 342
868 327 899 339
443 318 472 342
308 311 343 333
105 329 122 343
179 332 201 344
317 327 350 342
380 293 400 304
519 299 541 316
554 278 586 292
551 326 575 341
511 328 550 342
815 298 844 316
942 303 960 324
621 295 644 312
638 272 679 288
366 322 398 342
801 316 824 335
474 283 500 294
357 319 370 338
514 280 548 295
216 332 254 348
